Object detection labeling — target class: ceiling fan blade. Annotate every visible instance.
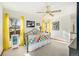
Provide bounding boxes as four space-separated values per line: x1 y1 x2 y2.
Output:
49 13 54 16
36 12 46 13
50 10 61 13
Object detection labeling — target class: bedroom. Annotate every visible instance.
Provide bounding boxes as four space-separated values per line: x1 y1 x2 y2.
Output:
0 2 77 56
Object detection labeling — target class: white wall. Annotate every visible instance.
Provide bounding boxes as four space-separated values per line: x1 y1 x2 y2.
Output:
60 13 76 33
0 5 3 55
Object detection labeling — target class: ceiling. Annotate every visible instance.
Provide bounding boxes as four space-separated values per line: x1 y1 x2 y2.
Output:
0 2 77 20
1 2 76 14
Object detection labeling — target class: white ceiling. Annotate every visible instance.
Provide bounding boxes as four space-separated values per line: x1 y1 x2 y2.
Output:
0 2 77 21
1 2 76 14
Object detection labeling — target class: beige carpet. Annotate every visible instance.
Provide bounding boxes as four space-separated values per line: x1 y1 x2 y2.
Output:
2 39 69 56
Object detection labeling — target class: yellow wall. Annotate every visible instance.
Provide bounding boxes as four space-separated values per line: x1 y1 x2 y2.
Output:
3 13 10 50
20 16 25 46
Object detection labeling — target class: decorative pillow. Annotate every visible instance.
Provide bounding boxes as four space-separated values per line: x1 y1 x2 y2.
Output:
28 35 36 44
34 35 40 42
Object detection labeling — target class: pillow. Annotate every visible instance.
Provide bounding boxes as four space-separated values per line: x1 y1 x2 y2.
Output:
28 35 36 44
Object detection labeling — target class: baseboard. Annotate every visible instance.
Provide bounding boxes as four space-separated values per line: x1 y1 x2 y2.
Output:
51 37 69 45
0 47 11 56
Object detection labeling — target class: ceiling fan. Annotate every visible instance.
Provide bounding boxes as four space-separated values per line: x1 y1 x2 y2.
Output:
36 5 61 16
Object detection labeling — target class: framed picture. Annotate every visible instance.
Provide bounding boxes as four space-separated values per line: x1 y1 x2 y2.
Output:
26 21 35 27
11 34 19 48
36 23 40 26
53 21 59 30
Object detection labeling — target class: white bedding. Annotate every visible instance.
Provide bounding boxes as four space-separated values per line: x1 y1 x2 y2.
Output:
28 39 51 51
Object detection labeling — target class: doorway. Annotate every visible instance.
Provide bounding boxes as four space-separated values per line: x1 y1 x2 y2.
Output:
9 18 21 48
